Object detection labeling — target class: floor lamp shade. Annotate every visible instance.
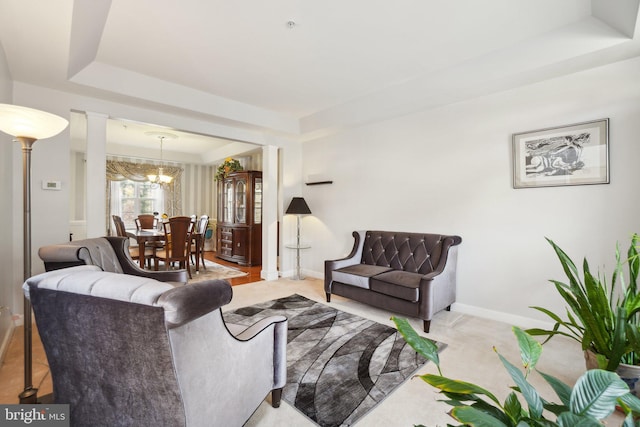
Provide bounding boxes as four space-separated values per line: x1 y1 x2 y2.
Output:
0 103 68 404
285 197 312 215
0 104 69 139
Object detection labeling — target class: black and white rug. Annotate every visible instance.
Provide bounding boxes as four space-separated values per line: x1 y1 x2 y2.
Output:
224 294 445 427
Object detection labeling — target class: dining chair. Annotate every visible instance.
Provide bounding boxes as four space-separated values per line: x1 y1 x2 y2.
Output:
190 215 209 271
136 213 164 257
112 215 154 267
155 216 195 278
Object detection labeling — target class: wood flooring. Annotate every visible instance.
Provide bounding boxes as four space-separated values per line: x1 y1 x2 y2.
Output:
203 251 263 285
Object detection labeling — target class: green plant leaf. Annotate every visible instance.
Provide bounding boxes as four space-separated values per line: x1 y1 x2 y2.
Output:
513 327 542 375
497 351 544 419
449 406 510 427
622 412 636 427
605 306 629 370
391 316 441 373
617 391 640 414
555 412 602 427
570 369 629 419
420 374 502 407
537 369 571 408
546 238 582 291
503 392 523 424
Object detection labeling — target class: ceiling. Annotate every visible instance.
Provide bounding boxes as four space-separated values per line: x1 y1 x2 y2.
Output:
1 0 639 156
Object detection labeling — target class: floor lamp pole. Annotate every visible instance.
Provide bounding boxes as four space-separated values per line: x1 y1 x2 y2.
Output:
18 137 37 404
295 214 302 280
0 103 68 404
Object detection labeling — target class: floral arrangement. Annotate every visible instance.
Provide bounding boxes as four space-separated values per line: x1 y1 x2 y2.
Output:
215 157 243 181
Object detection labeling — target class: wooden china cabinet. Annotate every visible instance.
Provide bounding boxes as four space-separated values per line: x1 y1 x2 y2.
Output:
216 171 262 266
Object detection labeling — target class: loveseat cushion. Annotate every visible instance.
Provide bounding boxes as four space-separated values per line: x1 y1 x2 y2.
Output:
370 270 423 302
362 231 442 274
333 264 393 289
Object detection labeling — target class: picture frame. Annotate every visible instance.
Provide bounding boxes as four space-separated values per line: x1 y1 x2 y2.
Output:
512 118 609 189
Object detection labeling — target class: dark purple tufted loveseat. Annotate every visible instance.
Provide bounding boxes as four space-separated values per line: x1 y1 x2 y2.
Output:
325 230 462 332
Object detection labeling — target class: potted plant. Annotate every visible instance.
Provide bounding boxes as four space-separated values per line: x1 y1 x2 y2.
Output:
392 317 640 426
215 157 243 181
526 234 640 392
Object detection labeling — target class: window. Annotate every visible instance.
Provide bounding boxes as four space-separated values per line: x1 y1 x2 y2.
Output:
111 180 164 228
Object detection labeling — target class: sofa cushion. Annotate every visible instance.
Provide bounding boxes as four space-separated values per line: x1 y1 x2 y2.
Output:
23 266 176 306
333 264 393 289
370 270 423 302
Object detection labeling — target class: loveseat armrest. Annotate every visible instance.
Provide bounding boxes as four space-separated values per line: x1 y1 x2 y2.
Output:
417 236 462 326
324 230 367 295
427 235 462 277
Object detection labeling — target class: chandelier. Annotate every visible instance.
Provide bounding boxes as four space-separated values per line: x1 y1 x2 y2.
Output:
146 132 176 185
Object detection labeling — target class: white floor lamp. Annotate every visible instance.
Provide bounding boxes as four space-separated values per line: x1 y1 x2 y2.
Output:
285 197 311 280
0 104 68 403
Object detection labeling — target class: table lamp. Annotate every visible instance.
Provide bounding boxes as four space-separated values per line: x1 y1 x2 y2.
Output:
285 197 311 280
0 104 69 403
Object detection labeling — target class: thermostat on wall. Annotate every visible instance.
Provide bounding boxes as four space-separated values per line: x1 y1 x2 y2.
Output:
42 180 61 190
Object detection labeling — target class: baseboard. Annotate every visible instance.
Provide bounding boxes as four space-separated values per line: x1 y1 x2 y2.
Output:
0 309 16 367
261 269 279 281
294 272 555 328
281 269 323 280
452 302 554 330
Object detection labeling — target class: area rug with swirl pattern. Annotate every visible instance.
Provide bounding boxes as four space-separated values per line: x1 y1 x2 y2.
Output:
223 294 445 427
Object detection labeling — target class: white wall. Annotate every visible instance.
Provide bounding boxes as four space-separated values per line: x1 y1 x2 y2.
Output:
0 41 15 356
6 81 305 316
301 56 640 326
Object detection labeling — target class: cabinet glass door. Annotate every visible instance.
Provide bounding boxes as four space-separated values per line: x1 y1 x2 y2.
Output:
235 178 247 223
222 179 233 223
254 177 262 224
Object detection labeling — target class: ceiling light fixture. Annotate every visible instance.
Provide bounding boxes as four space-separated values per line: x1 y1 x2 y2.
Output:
145 131 177 185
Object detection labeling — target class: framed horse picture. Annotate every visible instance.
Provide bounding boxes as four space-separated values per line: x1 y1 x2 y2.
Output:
512 119 609 189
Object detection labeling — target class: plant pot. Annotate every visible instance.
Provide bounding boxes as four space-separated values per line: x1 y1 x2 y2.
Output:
617 364 640 396
584 350 640 396
584 349 600 370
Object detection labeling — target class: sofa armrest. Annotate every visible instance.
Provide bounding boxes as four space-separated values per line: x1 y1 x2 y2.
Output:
159 279 233 328
105 236 189 284
230 315 288 389
324 230 367 294
38 244 92 271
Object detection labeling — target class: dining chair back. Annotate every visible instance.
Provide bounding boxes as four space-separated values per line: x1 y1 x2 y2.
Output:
136 214 158 230
112 215 155 266
191 215 209 270
112 215 127 237
156 216 195 278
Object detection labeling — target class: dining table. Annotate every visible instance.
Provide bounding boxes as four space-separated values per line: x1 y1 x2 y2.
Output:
127 228 165 269
127 227 203 271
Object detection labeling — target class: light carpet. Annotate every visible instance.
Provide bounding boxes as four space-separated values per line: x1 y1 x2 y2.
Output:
224 294 445 427
187 259 248 283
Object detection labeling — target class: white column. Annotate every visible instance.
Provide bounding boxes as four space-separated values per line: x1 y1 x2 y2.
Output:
261 145 279 280
85 112 108 237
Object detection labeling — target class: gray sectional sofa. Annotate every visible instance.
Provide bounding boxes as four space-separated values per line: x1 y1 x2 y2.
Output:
325 230 462 332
